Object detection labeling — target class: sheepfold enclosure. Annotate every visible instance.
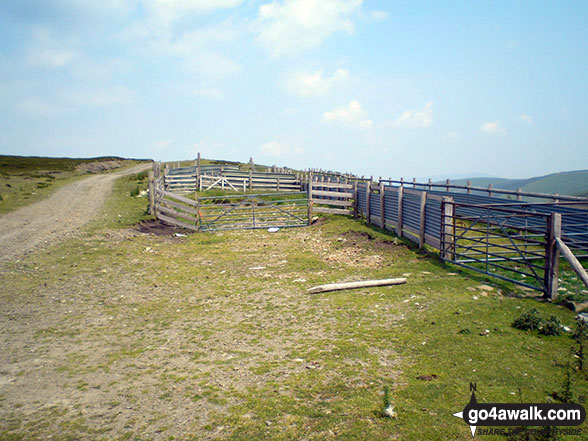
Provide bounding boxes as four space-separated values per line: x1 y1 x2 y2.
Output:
148 161 588 299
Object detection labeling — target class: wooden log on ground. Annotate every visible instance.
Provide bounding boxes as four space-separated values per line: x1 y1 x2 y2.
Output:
307 277 407 294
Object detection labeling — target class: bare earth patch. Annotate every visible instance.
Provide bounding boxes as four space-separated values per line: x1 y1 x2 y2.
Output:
0 163 149 262
0 219 406 440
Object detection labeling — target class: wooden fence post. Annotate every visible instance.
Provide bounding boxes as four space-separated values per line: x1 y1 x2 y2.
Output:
516 188 522 201
353 180 358 217
196 152 201 184
488 183 494 197
148 171 155 215
396 185 404 237
249 168 253 191
419 191 427 248
366 180 371 224
467 180 472 195
307 175 314 225
428 178 432 191
446 178 450 192
277 176 280 192
379 181 385 228
441 197 454 260
544 213 562 300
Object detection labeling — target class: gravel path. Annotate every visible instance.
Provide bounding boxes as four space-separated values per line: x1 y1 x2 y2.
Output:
0 163 150 262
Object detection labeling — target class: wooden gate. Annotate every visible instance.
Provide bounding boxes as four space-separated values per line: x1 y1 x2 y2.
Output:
197 192 310 231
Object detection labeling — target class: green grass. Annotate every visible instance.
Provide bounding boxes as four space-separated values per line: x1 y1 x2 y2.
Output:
0 155 149 214
0 175 586 440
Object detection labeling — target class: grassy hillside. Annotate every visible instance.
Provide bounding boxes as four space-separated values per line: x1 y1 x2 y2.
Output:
444 170 588 197
0 155 149 214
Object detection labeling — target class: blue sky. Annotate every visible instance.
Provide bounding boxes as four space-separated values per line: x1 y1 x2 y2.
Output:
1 0 587 180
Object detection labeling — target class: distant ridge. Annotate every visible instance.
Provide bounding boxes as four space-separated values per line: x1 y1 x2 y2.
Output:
439 170 588 198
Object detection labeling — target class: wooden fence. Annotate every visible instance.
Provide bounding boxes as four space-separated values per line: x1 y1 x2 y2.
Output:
164 169 300 193
149 174 198 230
306 176 355 216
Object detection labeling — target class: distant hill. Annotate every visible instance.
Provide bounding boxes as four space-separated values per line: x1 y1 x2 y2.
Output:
442 170 588 198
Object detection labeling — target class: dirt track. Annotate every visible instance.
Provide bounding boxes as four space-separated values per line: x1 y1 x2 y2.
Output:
0 163 150 262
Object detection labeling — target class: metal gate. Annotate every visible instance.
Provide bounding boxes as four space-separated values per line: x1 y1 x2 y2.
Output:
197 192 310 231
441 201 551 292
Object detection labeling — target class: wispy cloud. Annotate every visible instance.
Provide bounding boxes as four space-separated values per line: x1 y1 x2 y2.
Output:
260 140 304 157
189 88 224 101
446 131 461 140
395 102 433 128
26 28 76 68
143 0 243 27
369 10 388 21
69 85 137 107
14 98 63 118
154 140 173 151
282 68 349 97
119 18 242 79
519 114 533 124
254 0 363 57
28 48 76 68
480 121 506 135
183 51 241 77
322 100 373 129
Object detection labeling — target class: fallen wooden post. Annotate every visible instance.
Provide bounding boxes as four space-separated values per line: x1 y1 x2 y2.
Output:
307 277 407 294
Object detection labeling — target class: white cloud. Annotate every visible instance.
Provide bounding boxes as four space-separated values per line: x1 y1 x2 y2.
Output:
395 102 433 128
519 114 533 123
369 10 388 21
446 131 461 140
154 140 173 151
72 58 131 82
260 140 304 157
282 68 349 97
183 51 241 77
69 85 137 107
143 0 243 26
282 107 301 115
255 0 363 57
14 98 62 118
322 100 373 129
28 48 76 67
480 121 506 135
190 88 224 100
119 19 242 78
26 28 76 68
159 20 240 55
